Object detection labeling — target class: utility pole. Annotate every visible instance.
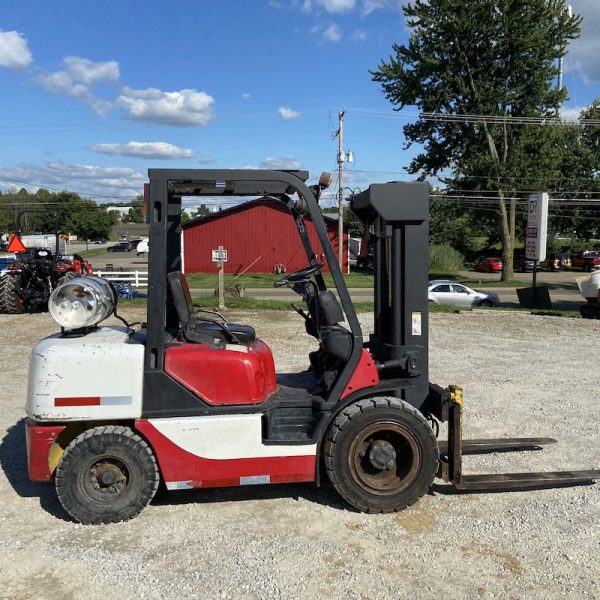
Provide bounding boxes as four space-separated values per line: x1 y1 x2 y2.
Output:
557 4 573 97
336 109 345 271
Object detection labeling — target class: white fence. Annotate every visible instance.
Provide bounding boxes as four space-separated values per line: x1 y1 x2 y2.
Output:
96 270 148 288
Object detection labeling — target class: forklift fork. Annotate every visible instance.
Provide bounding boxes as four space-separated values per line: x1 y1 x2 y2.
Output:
437 386 600 491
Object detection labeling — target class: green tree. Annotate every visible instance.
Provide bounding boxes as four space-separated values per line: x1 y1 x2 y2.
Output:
429 195 481 258
322 207 365 237
581 99 600 169
372 0 581 280
191 204 211 219
126 196 145 224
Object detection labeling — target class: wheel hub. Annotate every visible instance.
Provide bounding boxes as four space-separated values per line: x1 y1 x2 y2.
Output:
368 440 396 471
349 421 422 496
90 462 127 494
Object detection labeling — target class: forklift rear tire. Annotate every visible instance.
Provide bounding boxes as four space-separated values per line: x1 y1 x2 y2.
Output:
324 397 438 513
55 425 159 524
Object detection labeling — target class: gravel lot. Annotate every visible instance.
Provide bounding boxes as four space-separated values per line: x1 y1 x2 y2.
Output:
0 307 599 600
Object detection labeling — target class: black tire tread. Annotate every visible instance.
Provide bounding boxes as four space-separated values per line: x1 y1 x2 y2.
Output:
324 397 438 513
0 274 25 314
55 425 159 525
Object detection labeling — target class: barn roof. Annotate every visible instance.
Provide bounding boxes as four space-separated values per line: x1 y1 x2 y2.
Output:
182 196 346 230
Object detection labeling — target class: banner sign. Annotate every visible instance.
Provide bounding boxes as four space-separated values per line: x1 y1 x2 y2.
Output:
525 193 549 261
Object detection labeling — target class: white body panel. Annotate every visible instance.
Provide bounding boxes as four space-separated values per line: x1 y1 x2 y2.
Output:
150 415 317 460
577 272 600 301
27 327 144 421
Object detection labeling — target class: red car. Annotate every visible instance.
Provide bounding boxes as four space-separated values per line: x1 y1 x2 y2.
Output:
475 257 503 273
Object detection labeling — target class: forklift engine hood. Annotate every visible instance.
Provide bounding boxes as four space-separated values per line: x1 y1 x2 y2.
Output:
26 327 144 421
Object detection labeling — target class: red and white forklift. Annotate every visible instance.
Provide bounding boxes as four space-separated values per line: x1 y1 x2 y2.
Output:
25 169 599 524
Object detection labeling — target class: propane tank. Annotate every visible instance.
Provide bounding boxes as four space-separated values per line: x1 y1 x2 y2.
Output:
48 276 116 330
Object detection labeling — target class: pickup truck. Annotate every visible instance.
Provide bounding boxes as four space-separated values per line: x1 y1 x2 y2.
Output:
569 251 600 271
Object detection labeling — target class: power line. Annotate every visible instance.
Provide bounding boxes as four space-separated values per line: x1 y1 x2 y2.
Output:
347 107 600 126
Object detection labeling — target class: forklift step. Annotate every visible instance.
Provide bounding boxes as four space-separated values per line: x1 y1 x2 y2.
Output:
438 437 557 455
454 470 600 491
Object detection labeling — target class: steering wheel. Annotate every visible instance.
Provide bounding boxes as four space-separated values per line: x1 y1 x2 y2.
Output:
273 263 324 287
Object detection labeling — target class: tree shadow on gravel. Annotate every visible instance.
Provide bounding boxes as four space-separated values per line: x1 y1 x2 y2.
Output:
0 419 71 522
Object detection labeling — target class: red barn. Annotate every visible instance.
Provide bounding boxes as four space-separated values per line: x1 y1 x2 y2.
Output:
182 197 349 274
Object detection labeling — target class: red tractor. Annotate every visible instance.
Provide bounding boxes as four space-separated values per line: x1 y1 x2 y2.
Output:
25 169 598 524
0 248 92 314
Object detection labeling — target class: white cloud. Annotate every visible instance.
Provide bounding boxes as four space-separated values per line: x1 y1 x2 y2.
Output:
259 156 303 170
0 30 32 70
319 0 355 13
90 141 194 159
62 56 119 85
278 106 301 119
568 0 600 83
242 93 252 100
296 0 397 15
0 161 145 200
198 157 218 164
560 105 591 121
117 86 215 126
361 0 387 16
352 28 368 41
35 56 119 115
300 0 355 13
322 23 342 42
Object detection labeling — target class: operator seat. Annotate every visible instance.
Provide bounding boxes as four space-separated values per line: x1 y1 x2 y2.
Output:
31 248 54 276
167 271 256 346
309 290 353 362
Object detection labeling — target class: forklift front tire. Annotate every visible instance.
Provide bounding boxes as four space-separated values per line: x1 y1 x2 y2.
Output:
55 425 159 525
324 397 438 513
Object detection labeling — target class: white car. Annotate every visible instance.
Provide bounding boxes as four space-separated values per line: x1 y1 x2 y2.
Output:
428 280 500 308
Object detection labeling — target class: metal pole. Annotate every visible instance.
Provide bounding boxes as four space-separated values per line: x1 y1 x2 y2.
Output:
557 4 572 102
558 56 563 92
218 245 225 310
55 214 60 255
532 261 538 309
337 110 345 272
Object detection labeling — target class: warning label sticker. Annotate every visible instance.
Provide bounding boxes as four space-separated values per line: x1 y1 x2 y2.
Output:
411 312 422 336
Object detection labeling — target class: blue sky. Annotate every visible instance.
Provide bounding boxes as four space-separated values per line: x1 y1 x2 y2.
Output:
0 0 599 209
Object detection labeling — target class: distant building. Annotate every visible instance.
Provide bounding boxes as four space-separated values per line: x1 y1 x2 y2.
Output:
182 197 349 274
20 234 66 253
104 206 133 221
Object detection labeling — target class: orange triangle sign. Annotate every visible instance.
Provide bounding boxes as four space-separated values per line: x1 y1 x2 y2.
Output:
7 234 26 253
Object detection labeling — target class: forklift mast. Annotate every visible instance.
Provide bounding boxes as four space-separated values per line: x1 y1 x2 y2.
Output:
351 182 430 408
143 169 364 417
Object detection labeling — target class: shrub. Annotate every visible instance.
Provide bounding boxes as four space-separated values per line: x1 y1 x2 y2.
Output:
429 244 465 272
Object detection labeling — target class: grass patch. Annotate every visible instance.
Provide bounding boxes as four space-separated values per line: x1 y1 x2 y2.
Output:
79 247 109 259
117 297 580 318
428 303 465 313
530 309 581 318
116 297 148 306
193 296 374 312
185 271 375 289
